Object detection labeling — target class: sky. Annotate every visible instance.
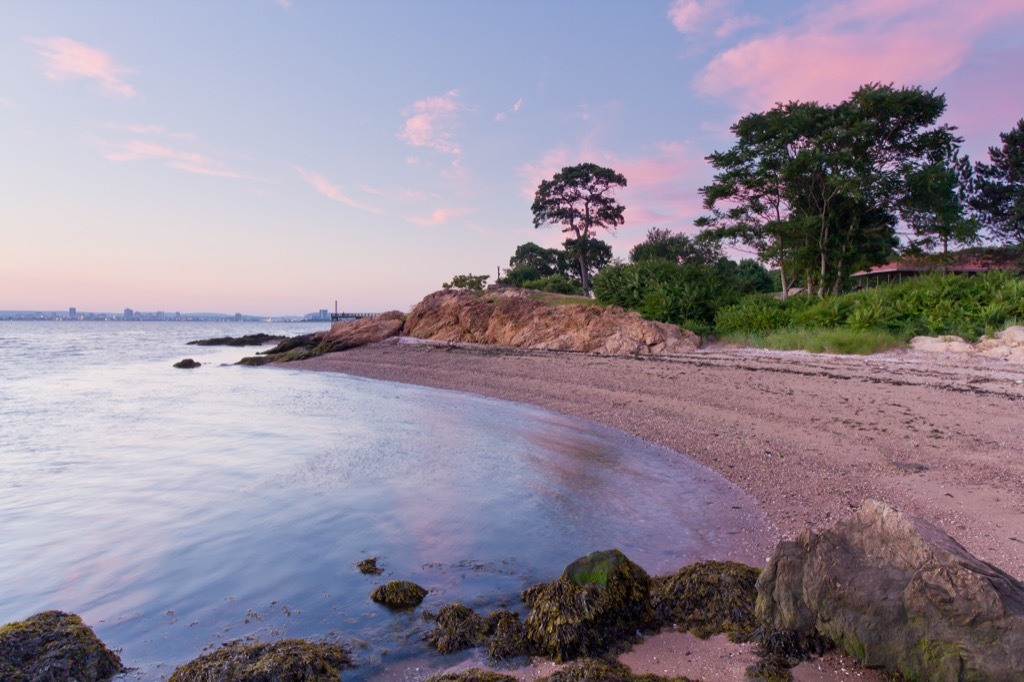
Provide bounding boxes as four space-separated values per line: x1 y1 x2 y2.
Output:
3 1 1023 315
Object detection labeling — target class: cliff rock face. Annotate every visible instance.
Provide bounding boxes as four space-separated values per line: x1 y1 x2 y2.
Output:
756 499 1024 680
403 290 699 355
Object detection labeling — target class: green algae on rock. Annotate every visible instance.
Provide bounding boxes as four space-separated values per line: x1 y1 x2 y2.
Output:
522 549 653 663
651 560 761 641
371 579 428 609
167 638 353 682
0 610 124 682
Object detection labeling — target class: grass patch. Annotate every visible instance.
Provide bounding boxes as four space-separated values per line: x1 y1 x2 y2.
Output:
524 290 602 307
724 328 905 355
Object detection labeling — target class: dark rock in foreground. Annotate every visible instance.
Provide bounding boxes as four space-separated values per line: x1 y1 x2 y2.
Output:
357 556 384 575
371 580 428 609
756 499 1024 680
188 333 286 346
425 670 517 682
173 358 201 369
167 638 352 682
537 657 694 681
0 610 124 682
523 549 653 662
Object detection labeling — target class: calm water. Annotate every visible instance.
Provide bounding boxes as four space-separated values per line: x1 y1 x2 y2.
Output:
0 321 768 679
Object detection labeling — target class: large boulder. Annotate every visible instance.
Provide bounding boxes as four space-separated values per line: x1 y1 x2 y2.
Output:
0 610 124 682
404 290 699 355
522 549 654 662
317 311 405 353
756 499 1024 680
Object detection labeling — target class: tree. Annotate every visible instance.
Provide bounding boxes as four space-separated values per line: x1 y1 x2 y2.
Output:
971 118 1024 245
531 163 627 294
698 84 963 296
902 153 979 258
629 227 721 265
443 273 489 291
501 242 566 287
563 237 613 284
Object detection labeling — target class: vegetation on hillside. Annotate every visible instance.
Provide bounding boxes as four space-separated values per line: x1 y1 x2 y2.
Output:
481 90 1023 353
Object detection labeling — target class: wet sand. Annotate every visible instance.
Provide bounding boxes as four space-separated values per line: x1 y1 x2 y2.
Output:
292 340 1024 679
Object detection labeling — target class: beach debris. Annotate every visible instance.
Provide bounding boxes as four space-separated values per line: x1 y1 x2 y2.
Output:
0 610 124 682
370 580 428 609
357 556 384 575
425 670 517 682
651 560 761 641
167 637 353 681
173 358 201 369
756 499 1024 680
522 549 653 662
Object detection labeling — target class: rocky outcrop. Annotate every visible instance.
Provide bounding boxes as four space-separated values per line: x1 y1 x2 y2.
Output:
0 610 124 682
911 325 1024 362
173 358 201 369
403 289 699 355
756 499 1024 680
317 311 404 353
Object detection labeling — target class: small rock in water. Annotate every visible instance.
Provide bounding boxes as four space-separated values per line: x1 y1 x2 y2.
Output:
357 557 384 575
173 358 201 369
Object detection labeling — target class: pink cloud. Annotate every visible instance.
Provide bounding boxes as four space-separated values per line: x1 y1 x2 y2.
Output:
96 136 250 179
695 0 1024 111
398 90 464 154
27 37 137 98
408 207 474 227
494 97 523 122
293 166 382 213
668 0 720 33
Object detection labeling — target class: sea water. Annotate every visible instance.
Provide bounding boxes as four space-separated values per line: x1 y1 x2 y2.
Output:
0 321 767 679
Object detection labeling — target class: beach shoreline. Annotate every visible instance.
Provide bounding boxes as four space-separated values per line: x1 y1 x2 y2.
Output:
290 340 1024 680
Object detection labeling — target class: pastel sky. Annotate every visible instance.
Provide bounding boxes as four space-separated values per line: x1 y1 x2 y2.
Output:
3 1 1022 315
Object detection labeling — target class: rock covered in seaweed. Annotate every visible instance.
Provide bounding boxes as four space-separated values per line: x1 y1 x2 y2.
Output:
522 549 653 662
536 657 694 681
371 580 428 608
0 610 124 682
756 499 1024 680
167 638 352 682
651 560 760 641
357 556 384 575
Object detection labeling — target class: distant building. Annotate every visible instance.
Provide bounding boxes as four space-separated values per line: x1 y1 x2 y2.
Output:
124 307 134 320
852 251 1022 288
69 307 77 319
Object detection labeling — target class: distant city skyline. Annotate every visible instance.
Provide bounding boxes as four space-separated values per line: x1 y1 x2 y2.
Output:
3 2 1022 315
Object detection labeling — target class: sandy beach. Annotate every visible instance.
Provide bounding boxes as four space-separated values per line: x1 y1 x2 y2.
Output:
292 340 1024 679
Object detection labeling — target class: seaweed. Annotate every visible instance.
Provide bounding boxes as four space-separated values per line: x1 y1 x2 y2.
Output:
357 557 384 575
167 637 352 682
482 609 530 661
523 549 653 663
424 670 517 682
537 657 694 681
424 604 485 653
650 560 761 641
371 580 428 609
0 610 124 682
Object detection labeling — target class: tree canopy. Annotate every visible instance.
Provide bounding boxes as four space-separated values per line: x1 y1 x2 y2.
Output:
629 227 722 266
531 163 627 294
697 83 965 296
971 118 1024 246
